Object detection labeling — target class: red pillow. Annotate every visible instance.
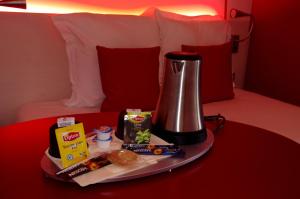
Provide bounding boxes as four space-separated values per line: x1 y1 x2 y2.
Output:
96 46 160 112
182 42 234 103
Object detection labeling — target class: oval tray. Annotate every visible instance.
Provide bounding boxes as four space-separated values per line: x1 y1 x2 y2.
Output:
41 130 214 183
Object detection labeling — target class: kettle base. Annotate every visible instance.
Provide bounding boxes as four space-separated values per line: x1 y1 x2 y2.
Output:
153 128 207 145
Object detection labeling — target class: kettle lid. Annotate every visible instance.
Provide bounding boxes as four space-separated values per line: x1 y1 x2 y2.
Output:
165 51 201 61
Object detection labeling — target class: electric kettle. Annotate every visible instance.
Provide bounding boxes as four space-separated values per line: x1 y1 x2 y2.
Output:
153 51 207 145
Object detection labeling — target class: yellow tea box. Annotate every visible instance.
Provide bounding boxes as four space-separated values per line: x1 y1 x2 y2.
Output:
55 123 89 168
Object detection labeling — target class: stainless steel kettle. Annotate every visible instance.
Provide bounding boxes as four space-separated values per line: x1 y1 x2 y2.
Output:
153 52 207 145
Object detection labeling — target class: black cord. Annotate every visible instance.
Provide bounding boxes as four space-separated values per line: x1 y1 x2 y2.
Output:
204 114 226 133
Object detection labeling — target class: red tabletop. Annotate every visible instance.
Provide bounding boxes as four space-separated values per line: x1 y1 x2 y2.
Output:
0 112 299 199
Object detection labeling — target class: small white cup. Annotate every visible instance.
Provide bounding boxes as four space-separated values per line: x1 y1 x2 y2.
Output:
97 137 112 149
94 126 113 141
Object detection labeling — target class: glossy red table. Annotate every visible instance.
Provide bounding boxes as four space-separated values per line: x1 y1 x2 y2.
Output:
0 112 299 199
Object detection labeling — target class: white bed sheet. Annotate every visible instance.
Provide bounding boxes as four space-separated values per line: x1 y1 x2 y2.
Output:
17 99 99 122
204 89 300 144
17 89 300 144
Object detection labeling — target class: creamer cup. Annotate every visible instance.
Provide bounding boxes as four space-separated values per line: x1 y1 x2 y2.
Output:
96 137 112 149
94 126 113 140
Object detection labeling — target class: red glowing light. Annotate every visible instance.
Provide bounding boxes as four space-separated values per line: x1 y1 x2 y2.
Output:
0 0 223 16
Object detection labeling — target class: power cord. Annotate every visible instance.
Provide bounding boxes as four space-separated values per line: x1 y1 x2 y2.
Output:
204 114 226 133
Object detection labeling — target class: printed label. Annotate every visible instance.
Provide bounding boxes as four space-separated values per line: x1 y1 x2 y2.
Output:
55 123 89 168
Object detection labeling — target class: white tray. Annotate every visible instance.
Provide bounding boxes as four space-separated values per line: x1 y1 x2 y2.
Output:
41 130 214 186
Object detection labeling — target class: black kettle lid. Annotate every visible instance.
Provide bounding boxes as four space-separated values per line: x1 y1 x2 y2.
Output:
165 51 202 61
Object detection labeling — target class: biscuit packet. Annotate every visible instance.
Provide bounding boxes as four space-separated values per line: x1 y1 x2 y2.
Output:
122 144 183 155
56 153 111 179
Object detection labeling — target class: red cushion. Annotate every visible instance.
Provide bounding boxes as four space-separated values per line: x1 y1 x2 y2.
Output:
182 42 234 103
96 46 160 112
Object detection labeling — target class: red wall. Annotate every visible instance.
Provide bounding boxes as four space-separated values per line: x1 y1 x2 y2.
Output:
245 0 300 106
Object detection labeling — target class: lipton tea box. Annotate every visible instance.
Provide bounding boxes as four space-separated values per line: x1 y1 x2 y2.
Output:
55 123 89 168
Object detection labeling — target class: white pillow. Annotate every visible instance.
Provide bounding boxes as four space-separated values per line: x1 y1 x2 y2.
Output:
52 13 160 107
143 8 231 85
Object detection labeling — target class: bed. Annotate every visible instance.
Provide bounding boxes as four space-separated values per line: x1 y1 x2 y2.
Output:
1 9 299 145
17 88 300 144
